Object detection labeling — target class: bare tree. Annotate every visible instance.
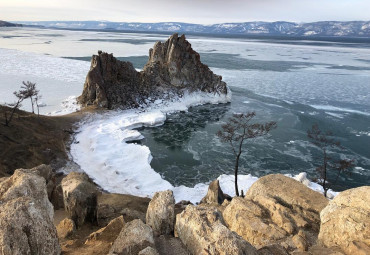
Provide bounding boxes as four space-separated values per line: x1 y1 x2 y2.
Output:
307 124 354 197
21 81 39 114
3 90 27 126
217 112 277 196
35 94 42 116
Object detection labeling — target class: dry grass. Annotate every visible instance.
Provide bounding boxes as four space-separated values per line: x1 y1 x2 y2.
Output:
0 106 83 177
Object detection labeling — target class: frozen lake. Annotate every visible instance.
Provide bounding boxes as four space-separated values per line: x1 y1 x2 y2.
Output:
1 27 369 200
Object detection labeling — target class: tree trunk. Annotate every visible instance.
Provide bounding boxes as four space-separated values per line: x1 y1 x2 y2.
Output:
7 100 21 126
30 97 34 113
234 154 240 197
322 150 328 197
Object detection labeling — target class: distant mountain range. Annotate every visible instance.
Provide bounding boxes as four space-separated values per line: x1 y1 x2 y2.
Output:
0 20 22 27
13 20 370 37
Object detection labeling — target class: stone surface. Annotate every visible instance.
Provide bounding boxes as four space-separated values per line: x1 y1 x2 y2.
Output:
138 246 160 255
245 174 329 220
223 174 329 252
79 33 228 109
57 218 76 239
109 219 155 255
97 193 150 227
61 172 98 227
223 197 287 248
257 244 289 255
146 190 175 235
0 169 60 254
200 179 231 205
154 235 190 255
86 215 125 243
318 186 370 255
175 204 258 255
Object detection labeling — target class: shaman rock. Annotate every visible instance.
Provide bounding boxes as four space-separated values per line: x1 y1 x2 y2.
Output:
78 33 228 109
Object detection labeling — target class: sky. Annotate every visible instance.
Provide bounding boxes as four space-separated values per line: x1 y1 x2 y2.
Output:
1 0 369 24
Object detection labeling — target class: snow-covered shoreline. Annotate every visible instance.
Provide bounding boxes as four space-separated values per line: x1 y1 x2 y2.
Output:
69 89 338 203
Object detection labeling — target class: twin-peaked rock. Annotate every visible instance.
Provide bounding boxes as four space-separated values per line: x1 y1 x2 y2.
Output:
78 33 228 109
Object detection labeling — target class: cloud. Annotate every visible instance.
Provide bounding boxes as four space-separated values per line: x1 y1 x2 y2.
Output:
1 0 369 23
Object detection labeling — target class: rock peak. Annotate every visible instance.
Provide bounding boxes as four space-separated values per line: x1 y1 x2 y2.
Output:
78 33 228 109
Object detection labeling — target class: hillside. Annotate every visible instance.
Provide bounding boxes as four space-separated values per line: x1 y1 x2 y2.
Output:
0 20 22 27
0 106 80 177
19 20 370 37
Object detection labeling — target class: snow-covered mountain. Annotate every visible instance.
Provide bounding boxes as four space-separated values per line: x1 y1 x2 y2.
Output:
19 20 370 37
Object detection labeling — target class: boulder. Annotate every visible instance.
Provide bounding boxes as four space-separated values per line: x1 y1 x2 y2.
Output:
223 174 329 252
138 247 160 255
0 169 60 254
318 186 370 255
146 190 175 235
175 204 258 255
79 33 228 109
97 193 150 227
56 218 76 239
86 215 125 243
109 219 155 255
61 172 98 227
245 174 328 220
200 179 231 205
223 197 287 248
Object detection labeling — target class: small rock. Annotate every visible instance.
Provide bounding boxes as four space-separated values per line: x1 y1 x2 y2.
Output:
200 179 231 205
57 218 76 239
138 246 160 255
257 244 289 255
109 219 155 255
97 193 150 227
146 190 175 235
86 215 125 243
61 172 98 227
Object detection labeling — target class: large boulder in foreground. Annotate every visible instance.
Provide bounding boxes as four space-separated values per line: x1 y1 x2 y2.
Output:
175 204 258 255
109 219 155 255
223 174 329 252
146 190 175 235
318 186 370 255
61 172 98 227
97 193 150 227
0 169 60 254
78 33 228 109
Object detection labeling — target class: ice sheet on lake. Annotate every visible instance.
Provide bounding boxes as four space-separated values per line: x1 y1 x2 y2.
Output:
0 48 89 114
71 88 337 203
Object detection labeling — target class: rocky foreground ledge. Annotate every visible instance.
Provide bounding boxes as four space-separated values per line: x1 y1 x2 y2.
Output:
78 33 228 109
0 165 369 254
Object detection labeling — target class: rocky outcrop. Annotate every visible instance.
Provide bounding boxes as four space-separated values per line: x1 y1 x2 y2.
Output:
146 190 175 235
318 186 370 255
78 33 228 109
200 179 231 205
223 174 329 252
61 172 98 227
0 169 60 254
175 204 258 255
97 193 150 227
109 219 155 255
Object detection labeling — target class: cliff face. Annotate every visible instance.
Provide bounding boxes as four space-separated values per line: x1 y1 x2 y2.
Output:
78 33 227 109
